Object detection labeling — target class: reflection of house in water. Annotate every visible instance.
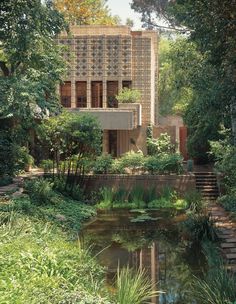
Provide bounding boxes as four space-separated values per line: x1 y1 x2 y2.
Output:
131 242 167 304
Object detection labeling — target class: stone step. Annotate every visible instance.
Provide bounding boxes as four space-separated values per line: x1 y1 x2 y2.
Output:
221 243 236 248
225 253 236 260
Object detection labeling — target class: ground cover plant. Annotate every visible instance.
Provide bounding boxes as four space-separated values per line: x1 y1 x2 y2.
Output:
0 177 158 303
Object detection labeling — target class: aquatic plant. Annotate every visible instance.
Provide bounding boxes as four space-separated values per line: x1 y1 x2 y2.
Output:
115 266 159 304
96 187 114 209
191 242 236 304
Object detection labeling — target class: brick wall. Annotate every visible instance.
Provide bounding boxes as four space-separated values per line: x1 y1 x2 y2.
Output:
83 174 196 195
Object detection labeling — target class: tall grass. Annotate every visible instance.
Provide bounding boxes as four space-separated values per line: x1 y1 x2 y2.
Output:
128 186 145 208
191 242 236 304
116 266 159 304
97 187 114 209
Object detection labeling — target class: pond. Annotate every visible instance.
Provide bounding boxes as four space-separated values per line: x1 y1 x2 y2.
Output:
81 209 206 304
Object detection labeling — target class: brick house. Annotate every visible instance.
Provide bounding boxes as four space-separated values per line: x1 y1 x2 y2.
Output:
58 25 158 156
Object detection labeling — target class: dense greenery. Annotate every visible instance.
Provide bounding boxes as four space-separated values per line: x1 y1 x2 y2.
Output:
132 0 235 160
39 111 101 190
210 131 236 218
0 0 67 178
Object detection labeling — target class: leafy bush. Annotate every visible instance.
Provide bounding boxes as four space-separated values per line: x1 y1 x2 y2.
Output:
111 159 126 174
24 178 54 205
93 154 113 174
116 88 141 103
40 159 54 173
0 175 13 186
184 190 205 213
147 133 175 155
181 214 217 242
144 153 183 174
218 194 236 213
119 151 144 174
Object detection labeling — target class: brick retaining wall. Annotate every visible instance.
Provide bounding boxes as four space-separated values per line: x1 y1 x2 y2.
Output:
83 174 196 195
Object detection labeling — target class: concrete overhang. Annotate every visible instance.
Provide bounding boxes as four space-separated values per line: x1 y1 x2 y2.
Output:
68 103 141 130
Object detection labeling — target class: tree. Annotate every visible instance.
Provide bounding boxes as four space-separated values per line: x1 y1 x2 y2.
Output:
131 0 236 158
0 0 67 176
54 0 119 25
39 112 102 190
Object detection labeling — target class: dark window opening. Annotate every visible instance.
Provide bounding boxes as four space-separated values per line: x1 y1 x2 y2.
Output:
107 81 118 108
60 82 71 108
76 81 87 107
91 81 103 108
122 81 132 89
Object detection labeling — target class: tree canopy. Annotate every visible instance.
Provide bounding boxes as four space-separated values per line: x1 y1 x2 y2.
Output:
54 0 120 25
0 0 67 122
132 0 236 159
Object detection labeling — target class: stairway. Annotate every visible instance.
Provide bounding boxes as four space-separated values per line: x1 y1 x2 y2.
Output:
194 172 219 201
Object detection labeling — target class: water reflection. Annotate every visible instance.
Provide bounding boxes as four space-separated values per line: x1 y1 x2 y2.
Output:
81 209 205 304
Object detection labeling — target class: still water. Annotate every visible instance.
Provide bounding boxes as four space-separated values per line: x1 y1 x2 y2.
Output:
81 209 205 304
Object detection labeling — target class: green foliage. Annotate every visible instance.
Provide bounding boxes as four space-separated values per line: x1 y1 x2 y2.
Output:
0 210 111 303
181 214 217 243
96 187 114 209
93 154 113 174
184 190 204 213
191 242 236 304
115 267 158 304
116 88 141 103
0 0 67 121
24 178 54 206
147 133 175 156
39 111 102 190
119 151 144 174
128 186 145 208
218 194 236 213
144 153 183 174
40 159 54 173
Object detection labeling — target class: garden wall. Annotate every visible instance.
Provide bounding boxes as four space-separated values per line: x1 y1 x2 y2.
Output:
83 174 196 195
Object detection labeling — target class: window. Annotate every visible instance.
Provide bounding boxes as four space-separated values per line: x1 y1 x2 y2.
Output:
122 81 132 89
76 81 87 108
60 82 71 108
107 81 118 108
91 81 103 108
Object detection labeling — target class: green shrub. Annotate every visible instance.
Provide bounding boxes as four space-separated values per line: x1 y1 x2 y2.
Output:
116 88 141 104
40 159 54 173
147 133 175 156
24 178 54 205
184 190 205 213
181 214 217 242
218 194 236 212
93 154 113 174
111 159 126 174
144 156 161 174
119 151 144 174
144 153 183 174
0 175 13 186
